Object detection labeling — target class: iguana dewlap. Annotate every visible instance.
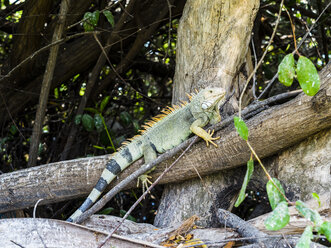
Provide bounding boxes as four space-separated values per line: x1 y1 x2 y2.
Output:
67 87 226 222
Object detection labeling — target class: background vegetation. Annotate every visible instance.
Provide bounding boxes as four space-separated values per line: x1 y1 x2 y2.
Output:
0 0 329 222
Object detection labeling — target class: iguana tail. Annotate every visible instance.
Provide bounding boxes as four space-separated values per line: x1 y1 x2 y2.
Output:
67 140 143 222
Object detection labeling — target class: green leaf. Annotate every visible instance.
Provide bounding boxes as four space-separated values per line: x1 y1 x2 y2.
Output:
120 111 132 126
319 221 331 242
278 53 295 86
119 210 136 222
295 200 322 225
54 87 59 99
295 225 313 248
266 178 286 210
312 192 321 207
100 96 110 112
94 114 104 133
82 114 94 132
297 56 320 96
74 114 82 125
234 117 249 141
9 125 17 135
133 120 140 132
97 207 114 215
265 201 290 231
103 10 115 27
235 158 254 207
93 145 105 150
83 11 100 31
84 107 99 114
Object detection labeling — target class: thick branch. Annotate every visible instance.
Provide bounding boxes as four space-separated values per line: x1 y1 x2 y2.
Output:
0 64 330 212
28 0 69 167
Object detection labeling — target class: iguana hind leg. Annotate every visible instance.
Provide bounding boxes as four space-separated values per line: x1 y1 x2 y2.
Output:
137 143 157 192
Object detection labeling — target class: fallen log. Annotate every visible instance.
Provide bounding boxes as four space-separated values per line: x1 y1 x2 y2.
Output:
0 64 330 213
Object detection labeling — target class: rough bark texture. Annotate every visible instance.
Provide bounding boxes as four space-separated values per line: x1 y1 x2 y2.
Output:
172 0 259 103
28 0 69 167
262 128 331 202
0 64 329 213
156 0 260 227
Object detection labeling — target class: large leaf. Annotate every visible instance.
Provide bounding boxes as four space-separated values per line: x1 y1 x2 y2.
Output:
94 114 104 133
234 117 249 141
103 10 115 27
296 56 320 96
82 114 94 132
83 11 100 31
312 192 321 207
74 114 82 125
318 221 331 242
235 158 254 207
100 96 110 112
84 107 99 114
278 54 295 86
295 225 313 248
265 201 290 231
295 200 322 225
120 111 132 126
266 178 286 210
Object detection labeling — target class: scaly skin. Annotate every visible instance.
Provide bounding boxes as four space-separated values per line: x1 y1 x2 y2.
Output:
67 87 226 222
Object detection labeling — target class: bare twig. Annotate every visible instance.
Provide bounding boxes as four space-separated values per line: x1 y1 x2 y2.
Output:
251 39 258 99
10 240 25 248
238 0 284 118
284 7 300 56
33 199 43 218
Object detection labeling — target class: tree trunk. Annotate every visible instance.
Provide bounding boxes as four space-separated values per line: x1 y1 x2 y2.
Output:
154 0 330 227
154 0 260 227
155 0 331 228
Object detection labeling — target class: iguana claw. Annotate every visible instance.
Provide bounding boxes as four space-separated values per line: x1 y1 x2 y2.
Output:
137 174 153 193
204 129 220 147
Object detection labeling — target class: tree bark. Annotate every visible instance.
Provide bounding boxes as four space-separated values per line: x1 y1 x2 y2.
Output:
156 0 260 227
0 64 329 213
28 0 69 167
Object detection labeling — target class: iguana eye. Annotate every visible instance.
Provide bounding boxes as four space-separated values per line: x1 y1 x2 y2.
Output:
202 103 208 109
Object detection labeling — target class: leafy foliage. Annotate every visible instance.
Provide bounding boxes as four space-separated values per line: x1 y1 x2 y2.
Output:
295 225 313 248
266 178 286 210
296 56 320 96
83 11 100 31
103 10 115 27
318 222 331 242
295 200 323 225
265 201 290 231
234 117 249 141
0 0 328 226
278 54 320 96
234 158 254 207
278 54 295 86
82 114 94 132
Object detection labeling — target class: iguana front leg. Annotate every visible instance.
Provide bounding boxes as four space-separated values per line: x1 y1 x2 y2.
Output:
137 143 157 192
190 118 220 147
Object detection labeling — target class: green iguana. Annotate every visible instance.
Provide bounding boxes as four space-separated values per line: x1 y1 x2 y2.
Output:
67 87 226 222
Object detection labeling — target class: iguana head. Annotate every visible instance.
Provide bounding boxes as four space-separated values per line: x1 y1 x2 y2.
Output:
199 87 226 111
